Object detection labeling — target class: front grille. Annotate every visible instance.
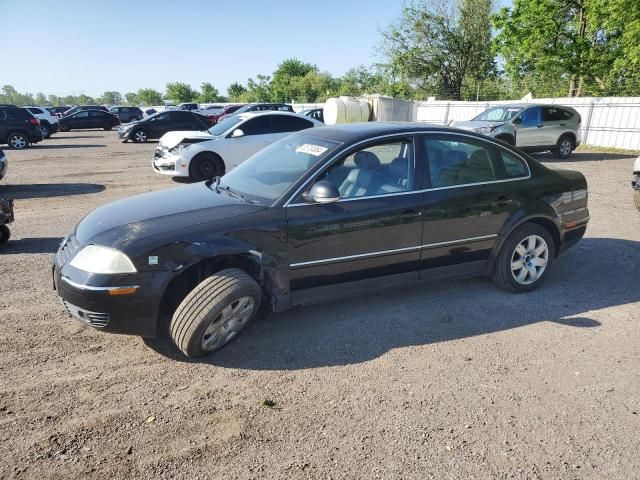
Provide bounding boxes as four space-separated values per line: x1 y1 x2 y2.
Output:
56 234 80 266
62 300 110 328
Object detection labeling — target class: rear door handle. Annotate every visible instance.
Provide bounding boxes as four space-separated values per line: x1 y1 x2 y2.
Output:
492 196 513 207
400 209 423 219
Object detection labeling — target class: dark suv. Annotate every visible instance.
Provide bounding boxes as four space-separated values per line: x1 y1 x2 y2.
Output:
109 106 143 123
0 106 43 149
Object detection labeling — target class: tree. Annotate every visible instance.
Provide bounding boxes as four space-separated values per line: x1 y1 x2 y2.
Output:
493 0 640 96
271 58 318 101
381 0 495 100
136 88 162 106
198 82 220 103
99 91 123 105
165 82 198 103
124 92 139 105
244 74 273 102
227 82 247 100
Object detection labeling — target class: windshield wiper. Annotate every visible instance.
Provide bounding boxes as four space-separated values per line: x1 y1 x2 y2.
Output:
219 183 245 201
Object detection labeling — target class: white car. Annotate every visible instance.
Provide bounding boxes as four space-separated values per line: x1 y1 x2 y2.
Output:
633 156 640 211
153 111 323 181
25 106 60 138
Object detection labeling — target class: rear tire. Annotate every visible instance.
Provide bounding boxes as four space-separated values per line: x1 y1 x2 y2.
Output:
492 223 555 293
0 225 10 244
554 135 574 159
189 153 224 182
170 268 262 358
496 135 515 146
7 132 28 149
102 122 112 131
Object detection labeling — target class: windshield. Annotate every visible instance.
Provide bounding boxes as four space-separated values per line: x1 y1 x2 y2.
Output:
219 134 341 205
207 115 244 136
473 106 523 122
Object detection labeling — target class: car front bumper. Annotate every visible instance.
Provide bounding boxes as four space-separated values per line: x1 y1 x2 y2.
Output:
52 237 171 337
116 128 133 140
152 148 188 177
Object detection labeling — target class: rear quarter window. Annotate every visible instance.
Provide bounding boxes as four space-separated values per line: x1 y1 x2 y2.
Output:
501 151 529 178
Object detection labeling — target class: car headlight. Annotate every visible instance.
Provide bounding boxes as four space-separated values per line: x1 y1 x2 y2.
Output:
69 245 137 274
169 143 187 154
473 126 493 134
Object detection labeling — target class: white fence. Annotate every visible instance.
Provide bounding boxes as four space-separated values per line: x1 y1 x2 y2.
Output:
147 97 640 150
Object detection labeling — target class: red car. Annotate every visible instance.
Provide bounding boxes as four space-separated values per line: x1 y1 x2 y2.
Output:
207 104 244 125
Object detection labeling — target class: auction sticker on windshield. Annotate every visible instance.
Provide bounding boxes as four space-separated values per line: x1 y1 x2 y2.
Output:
296 144 328 156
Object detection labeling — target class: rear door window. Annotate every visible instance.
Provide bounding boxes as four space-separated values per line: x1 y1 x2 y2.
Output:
240 116 271 136
270 115 314 133
500 151 529 178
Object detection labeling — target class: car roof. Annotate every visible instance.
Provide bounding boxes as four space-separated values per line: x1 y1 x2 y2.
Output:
493 103 576 110
236 111 317 120
298 122 502 143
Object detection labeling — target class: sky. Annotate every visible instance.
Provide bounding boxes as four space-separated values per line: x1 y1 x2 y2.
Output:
0 0 406 97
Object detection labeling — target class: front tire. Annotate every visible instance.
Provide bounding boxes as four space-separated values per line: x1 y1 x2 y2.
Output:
554 135 574 159
170 268 262 358
189 153 223 182
102 122 112 131
60 123 70 132
132 129 148 143
7 132 28 149
492 223 555 293
0 225 10 244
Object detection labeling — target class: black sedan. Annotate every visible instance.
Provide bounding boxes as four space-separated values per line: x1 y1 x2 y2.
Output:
59 109 120 132
53 123 589 358
117 110 209 143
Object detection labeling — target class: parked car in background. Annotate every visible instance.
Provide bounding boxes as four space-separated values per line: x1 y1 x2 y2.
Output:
109 106 143 123
217 103 294 123
59 109 120 132
143 108 157 117
299 107 324 123
0 105 43 149
54 123 589 358
454 104 582 159
207 104 244 124
117 110 209 143
63 105 109 117
48 106 71 118
176 103 200 112
0 148 6 181
153 111 323 181
633 156 640 211
26 106 60 138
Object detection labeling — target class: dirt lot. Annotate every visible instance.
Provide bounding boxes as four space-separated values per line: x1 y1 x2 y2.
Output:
0 131 639 479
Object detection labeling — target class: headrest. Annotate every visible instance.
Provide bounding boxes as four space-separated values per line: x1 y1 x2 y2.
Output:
469 149 490 167
445 150 466 165
354 151 380 170
389 156 407 177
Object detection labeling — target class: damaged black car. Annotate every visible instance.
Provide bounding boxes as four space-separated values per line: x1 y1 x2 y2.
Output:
53 123 589 358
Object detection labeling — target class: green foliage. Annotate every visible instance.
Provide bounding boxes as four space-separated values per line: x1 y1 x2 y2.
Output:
136 89 162 106
165 82 198 103
98 91 122 105
493 0 640 96
124 92 139 105
381 0 495 100
227 82 247 101
198 82 221 103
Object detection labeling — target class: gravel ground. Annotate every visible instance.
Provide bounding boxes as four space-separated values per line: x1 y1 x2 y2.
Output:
0 131 639 480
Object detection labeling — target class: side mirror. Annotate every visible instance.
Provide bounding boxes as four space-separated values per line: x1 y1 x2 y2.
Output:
513 117 522 125
303 180 340 204
231 128 244 138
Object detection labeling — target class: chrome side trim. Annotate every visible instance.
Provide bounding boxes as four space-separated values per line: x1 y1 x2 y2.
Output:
283 130 531 208
61 276 140 292
289 234 498 268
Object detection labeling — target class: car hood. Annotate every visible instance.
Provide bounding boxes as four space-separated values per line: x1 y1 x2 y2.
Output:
159 130 215 149
453 120 505 130
75 182 265 248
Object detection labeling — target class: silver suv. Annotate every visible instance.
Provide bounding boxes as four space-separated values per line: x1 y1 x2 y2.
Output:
454 103 582 159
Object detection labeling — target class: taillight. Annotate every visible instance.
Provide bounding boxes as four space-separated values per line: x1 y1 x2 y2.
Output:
28 118 39 126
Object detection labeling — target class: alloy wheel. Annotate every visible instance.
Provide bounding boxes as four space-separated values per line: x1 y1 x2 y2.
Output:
200 297 255 352
511 234 549 285
559 139 572 157
134 130 147 142
9 135 27 149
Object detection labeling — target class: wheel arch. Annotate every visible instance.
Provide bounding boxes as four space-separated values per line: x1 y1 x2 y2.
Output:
486 214 562 276
558 131 576 148
157 252 264 332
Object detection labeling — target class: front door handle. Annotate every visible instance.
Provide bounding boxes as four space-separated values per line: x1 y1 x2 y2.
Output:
492 196 513 207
